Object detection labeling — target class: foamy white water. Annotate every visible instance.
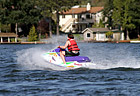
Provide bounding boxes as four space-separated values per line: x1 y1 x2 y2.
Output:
17 35 70 70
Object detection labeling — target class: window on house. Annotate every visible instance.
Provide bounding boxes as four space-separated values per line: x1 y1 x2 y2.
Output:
90 15 92 19
88 23 93 27
62 15 65 18
87 33 90 37
78 14 81 18
106 34 113 38
72 14 75 18
86 14 90 19
72 25 75 28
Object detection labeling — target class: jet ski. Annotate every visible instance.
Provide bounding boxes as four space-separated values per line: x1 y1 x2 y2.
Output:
42 48 93 69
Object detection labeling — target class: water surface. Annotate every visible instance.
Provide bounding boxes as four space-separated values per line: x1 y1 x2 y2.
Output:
0 43 140 96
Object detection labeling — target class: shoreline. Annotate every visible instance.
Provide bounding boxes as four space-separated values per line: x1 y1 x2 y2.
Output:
0 41 46 44
85 40 130 43
1 40 140 44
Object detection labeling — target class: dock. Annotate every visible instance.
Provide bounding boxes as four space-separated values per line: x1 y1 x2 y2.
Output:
130 41 140 43
0 41 46 44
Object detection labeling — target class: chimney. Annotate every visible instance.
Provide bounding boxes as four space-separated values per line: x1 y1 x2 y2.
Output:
87 3 91 11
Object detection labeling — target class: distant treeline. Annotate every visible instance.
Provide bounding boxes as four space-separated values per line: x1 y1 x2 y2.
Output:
0 0 139 40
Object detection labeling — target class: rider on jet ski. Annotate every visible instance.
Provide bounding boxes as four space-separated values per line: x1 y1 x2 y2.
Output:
58 33 80 64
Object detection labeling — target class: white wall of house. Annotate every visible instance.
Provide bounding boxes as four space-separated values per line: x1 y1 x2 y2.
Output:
95 12 103 23
60 14 80 32
60 12 102 26
83 31 94 41
113 33 120 41
96 33 106 41
60 13 94 33
83 28 124 41
91 14 96 21
59 15 73 26
84 32 124 41
121 32 124 40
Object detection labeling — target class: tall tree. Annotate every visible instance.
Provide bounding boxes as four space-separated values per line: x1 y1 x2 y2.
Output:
112 0 135 40
122 0 135 40
112 0 123 27
103 0 114 29
129 0 140 35
36 0 54 37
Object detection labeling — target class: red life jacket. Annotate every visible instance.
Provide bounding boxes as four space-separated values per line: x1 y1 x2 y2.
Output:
68 39 80 52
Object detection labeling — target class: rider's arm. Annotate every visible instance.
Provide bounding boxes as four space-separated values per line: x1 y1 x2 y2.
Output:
59 41 69 49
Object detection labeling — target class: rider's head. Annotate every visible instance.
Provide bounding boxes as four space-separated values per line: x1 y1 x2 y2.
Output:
68 33 74 39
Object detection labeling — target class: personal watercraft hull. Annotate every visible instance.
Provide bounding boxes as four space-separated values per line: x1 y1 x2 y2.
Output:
42 48 93 68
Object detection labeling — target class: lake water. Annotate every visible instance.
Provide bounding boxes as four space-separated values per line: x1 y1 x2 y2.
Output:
1 41 140 95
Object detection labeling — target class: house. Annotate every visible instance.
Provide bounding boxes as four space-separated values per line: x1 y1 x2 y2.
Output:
82 28 124 41
59 3 104 33
0 33 18 43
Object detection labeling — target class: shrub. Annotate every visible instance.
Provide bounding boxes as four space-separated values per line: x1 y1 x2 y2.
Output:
28 25 38 41
106 31 113 41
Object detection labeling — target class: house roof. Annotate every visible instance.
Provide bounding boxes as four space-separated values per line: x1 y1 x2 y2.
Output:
0 33 17 37
60 7 104 15
82 28 110 33
89 7 104 13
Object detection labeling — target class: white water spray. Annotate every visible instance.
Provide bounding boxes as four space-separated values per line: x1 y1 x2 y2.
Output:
16 35 69 70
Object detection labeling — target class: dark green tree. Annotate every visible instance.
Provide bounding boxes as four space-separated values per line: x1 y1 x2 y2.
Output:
112 0 123 27
103 0 114 29
36 0 54 37
0 0 41 35
112 0 135 40
122 0 135 40
129 0 140 36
